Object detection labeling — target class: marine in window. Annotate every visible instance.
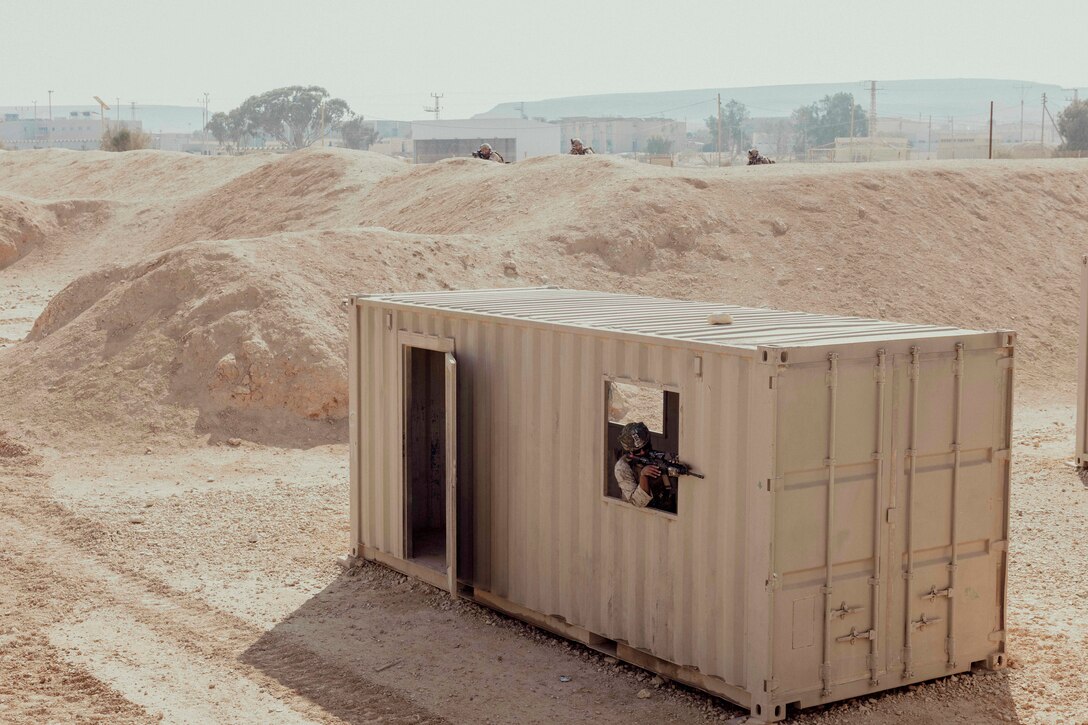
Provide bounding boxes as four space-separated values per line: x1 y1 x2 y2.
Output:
613 421 704 513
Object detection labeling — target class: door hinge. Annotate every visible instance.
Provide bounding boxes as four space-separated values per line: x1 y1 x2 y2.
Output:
922 585 953 601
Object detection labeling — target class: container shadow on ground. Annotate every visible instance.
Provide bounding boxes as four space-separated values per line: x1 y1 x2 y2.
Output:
242 564 1019 724
237 571 448 724
240 563 751 724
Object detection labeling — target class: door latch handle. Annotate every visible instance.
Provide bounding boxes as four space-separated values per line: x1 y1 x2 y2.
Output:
911 613 942 630
831 601 864 619
836 627 876 644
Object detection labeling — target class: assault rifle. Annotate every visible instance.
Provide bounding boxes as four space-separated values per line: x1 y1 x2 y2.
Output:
630 451 705 479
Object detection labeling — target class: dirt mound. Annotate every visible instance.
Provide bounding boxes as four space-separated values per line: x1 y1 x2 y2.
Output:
155 148 405 250
3 227 512 448
8 240 345 448
3 150 1088 447
0 148 271 201
0 197 55 269
0 430 31 458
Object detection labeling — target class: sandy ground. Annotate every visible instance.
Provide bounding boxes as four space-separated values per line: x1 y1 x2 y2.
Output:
1 407 1084 724
2 149 1088 723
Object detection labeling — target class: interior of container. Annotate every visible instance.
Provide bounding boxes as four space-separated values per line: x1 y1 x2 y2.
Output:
404 346 447 571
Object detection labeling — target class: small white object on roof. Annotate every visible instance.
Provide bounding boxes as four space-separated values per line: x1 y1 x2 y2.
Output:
707 312 734 325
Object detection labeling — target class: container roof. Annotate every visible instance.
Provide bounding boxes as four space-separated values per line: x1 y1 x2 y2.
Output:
360 287 989 351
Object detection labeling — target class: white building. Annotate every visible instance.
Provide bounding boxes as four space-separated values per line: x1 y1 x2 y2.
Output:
411 118 561 163
0 112 142 151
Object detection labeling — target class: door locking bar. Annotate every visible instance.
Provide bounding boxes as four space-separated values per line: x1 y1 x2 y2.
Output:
922 585 953 601
911 613 942 630
836 627 876 644
831 601 864 619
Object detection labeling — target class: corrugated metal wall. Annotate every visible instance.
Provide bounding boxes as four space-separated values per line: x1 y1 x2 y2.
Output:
353 301 764 689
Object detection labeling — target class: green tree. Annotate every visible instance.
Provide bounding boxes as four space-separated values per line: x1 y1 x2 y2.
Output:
205 108 259 153
230 86 352 150
340 116 379 150
645 135 672 154
703 99 751 156
722 99 750 157
792 93 867 155
1058 99 1088 153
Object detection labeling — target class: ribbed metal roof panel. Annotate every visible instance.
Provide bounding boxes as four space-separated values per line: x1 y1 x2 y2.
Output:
359 287 985 350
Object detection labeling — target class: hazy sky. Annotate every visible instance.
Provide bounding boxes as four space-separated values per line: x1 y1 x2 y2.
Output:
6 0 1087 120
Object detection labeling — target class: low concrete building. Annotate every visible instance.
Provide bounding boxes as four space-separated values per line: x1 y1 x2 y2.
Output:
368 136 413 158
936 135 992 160
557 116 686 154
411 118 561 163
1 112 143 150
808 137 912 163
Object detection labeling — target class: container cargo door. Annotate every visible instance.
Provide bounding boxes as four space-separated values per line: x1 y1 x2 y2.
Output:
887 344 1010 681
403 344 459 597
444 352 459 596
771 351 893 700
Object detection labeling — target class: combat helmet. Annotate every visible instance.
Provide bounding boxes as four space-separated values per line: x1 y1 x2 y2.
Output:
618 422 651 452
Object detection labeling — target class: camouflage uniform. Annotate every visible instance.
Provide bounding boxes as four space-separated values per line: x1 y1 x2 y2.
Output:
569 139 594 155
614 457 654 508
473 150 505 162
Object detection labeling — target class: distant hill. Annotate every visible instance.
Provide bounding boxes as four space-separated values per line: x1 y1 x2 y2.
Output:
0 105 205 134
478 79 1066 125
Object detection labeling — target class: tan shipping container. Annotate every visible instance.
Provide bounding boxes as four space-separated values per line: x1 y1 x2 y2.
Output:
347 287 1013 721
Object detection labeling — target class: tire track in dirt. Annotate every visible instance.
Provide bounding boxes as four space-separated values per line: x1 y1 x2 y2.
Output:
0 633 152 725
0 475 445 725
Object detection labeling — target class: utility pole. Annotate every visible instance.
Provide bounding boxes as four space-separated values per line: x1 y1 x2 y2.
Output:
988 101 994 160
868 80 878 136
1020 99 1025 143
130 101 136 121
424 92 444 121
320 102 326 147
716 93 722 167
116 97 120 123
47 90 53 148
927 115 932 160
950 116 955 159
849 103 855 161
33 100 37 120
199 92 210 154
1041 93 1047 150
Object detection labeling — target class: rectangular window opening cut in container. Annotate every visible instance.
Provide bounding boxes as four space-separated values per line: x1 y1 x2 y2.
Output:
346 287 1014 722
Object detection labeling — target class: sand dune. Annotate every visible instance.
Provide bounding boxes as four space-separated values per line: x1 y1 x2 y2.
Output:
3 150 1086 447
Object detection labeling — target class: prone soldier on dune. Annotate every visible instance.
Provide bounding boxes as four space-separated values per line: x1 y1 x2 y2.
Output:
569 138 594 155
747 148 775 165
472 143 505 162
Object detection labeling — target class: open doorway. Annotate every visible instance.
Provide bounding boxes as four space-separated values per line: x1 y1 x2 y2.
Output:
404 346 448 572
